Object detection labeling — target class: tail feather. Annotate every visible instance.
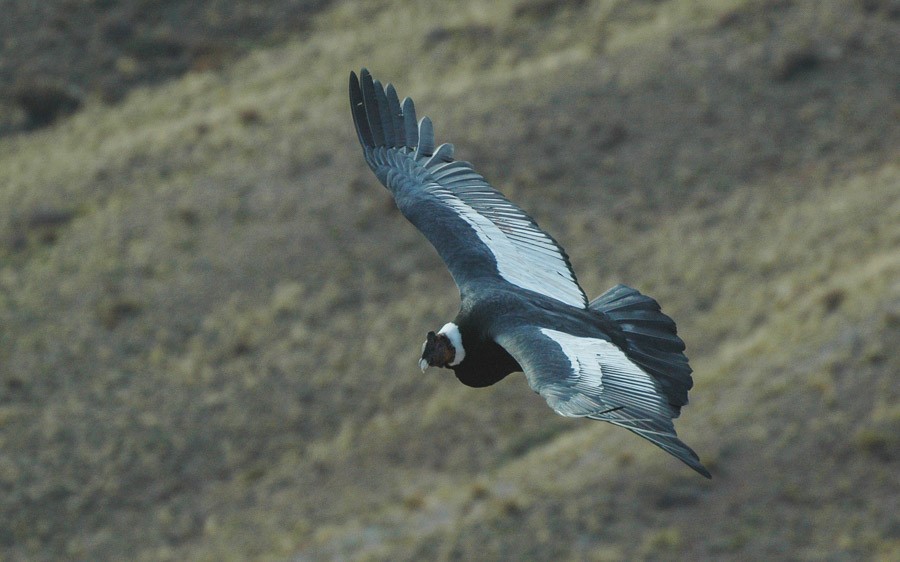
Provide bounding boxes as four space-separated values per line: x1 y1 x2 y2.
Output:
590 284 693 412
590 284 709 477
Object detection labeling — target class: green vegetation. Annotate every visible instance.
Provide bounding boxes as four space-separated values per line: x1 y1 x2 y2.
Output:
1 0 898 559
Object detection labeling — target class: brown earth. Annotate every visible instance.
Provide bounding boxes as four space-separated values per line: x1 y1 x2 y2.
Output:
0 0 898 560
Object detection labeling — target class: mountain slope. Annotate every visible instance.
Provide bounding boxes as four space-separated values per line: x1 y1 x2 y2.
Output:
0 0 897 560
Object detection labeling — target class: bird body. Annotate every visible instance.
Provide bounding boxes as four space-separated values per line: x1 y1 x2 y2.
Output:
350 68 710 478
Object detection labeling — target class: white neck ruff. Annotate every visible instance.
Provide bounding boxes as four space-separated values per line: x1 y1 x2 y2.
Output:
438 322 465 366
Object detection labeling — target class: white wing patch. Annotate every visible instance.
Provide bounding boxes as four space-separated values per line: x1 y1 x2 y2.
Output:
538 328 668 418
429 185 586 308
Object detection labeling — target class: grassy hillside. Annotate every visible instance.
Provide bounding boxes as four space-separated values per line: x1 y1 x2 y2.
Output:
1 0 898 560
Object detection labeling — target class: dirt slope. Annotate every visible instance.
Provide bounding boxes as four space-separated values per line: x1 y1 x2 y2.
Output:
0 0 897 560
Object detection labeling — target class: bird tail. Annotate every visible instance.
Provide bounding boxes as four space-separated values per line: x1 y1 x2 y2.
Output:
588 284 693 414
590 284 710 478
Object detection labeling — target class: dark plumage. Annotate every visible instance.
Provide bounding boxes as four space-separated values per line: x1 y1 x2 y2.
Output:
349 68 710 478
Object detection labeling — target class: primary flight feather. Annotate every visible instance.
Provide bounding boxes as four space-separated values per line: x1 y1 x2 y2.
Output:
349 68 710 478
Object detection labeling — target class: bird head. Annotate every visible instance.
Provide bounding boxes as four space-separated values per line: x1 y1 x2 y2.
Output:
419 330 456 372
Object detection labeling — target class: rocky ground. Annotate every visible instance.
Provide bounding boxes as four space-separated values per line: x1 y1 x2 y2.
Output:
0 0 897 560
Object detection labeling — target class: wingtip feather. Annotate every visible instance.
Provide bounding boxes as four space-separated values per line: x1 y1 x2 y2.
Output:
385 83 405 148
351 69 435 156
415 116 435 158
371 79 394 147
349 70 374 148
402 97 418 148
359 69 385 147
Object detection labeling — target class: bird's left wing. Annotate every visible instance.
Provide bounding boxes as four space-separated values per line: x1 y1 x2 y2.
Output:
349 69 587 309
494 325 711 478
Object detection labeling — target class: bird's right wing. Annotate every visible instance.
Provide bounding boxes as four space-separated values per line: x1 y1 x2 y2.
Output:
349 69 587 309
494 325 711 478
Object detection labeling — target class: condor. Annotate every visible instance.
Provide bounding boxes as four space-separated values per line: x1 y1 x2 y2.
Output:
349 69 710 478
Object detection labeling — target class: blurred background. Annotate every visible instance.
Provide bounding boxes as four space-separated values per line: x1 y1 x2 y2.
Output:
0 0 898 560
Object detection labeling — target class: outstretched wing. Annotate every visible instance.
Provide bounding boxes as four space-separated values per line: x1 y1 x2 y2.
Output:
349 69 587 309
495 325 711 478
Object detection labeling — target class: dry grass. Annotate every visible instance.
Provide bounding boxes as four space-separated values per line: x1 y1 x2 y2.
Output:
0 0 898 560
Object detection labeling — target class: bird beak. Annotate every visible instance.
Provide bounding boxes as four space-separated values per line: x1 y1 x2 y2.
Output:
418 358 430 373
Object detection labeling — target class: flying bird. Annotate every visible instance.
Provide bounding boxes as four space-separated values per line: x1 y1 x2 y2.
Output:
349 68 710 478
